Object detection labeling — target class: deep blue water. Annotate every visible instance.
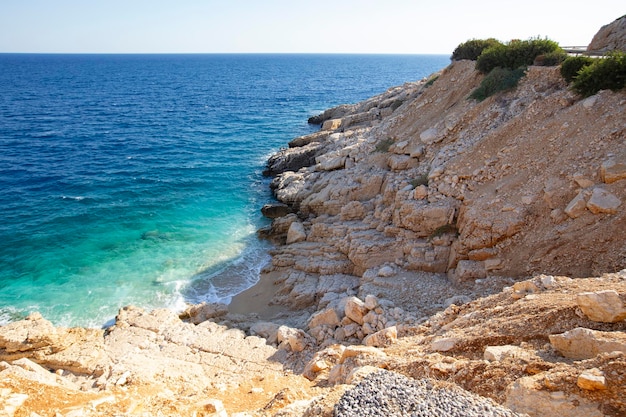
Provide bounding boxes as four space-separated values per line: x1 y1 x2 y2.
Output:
0 53 449 327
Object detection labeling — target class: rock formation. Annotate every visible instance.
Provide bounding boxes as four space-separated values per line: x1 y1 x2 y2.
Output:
2 19 626 417
587 15 626 53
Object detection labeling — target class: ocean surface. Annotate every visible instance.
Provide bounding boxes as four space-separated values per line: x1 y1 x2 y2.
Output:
0 53 449 327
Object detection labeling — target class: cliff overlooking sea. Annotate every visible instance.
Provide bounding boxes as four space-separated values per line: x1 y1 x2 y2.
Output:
1 18 625 417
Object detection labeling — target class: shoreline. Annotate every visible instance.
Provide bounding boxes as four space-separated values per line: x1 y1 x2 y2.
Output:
228 270 285 319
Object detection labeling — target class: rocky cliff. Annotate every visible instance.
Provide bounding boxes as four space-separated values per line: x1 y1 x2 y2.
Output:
1 27 626 417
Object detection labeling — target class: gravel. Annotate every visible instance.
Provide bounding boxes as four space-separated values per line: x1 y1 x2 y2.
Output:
334 370 525 417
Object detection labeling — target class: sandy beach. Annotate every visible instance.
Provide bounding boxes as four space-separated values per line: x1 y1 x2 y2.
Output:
228 270 285 319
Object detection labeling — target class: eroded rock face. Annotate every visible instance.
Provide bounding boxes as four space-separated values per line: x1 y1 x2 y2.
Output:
588 15 626 53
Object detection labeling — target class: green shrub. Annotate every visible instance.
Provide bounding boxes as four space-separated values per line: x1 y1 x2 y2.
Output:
424 75 439 87
374 137 395 153
476 38 562 74
451 38 503 61
469 67 527 101
534 51 567 66
560 55 595 83
572 52 626 97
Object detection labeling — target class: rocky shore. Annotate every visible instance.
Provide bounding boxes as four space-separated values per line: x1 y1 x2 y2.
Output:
2 18 626 417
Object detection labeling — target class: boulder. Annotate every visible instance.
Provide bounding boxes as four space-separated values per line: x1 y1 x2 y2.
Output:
183 302 228 325
576 290 626 323
396 199 456 237
564 191 588 218
506 374 605 417
600 154 626 184
419 127 440 144
249 322 281 345
549 327 626 359
308 308 341 329
321 118 342 131
276 326 310 352
453 260 486 283
261 203 292 219
363 326 397 347
286 221 307 244
344 297 368 325
586 187 621 214
577 368 607 391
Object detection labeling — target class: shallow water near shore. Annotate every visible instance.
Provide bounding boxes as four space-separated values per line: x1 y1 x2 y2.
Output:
0 53 449 327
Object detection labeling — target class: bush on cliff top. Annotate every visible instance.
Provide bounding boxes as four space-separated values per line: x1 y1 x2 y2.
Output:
451 38 503 61
560 55 595 83
571 52 626 97
469 67 527 101
476 38 562 74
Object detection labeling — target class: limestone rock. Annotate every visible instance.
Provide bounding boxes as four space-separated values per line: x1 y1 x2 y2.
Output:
261 203 292 219
564 191 588 218
316 153 346 171
577 368 607 391
419 127 439 144
484 345 528 361
308 308 341 329
339 345 387 364
387 154 417 171
549 327 626 359
277 326 310 352
587 15 626 53
511 281 540 300
363 326 397 347
600 154 626 184
249 322 281 345
453 260 486 283
506 374 605 417
0 313 59 354
264 142 320 176
344 297 368 325
586 187 621 214
286 221 307 244
183 302 228 325
431 337 459 352
396 199 456 237
577 290 626 323
322 118 342 131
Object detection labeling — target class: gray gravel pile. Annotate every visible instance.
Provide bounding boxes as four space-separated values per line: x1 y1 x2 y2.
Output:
334 370 525 417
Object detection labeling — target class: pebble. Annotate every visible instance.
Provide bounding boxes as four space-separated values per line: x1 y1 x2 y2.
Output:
334 370 523 417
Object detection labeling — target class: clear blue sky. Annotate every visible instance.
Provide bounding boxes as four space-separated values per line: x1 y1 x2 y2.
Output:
0 0 623 54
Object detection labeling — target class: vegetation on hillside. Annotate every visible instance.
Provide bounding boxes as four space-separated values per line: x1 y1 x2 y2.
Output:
566 52 626 97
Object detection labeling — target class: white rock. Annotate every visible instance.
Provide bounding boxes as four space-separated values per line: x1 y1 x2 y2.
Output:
576 290 626 323
577 368 607 390
308 307 341 329
420 127 439 144
277 326 310 352
286 221 307 244
549 327 626 359
377 265 395 277
431 337 459 352
344 297 368 325
363 326 397 347
586 187 621 214
564 191 588 218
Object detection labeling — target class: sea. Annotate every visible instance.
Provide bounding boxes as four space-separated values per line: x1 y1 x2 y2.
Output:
0 53 449 327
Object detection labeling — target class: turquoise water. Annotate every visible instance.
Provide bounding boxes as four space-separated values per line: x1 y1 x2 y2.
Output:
0 54 449 327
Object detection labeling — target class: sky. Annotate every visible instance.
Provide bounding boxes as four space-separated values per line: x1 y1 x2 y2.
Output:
0 1 623 54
